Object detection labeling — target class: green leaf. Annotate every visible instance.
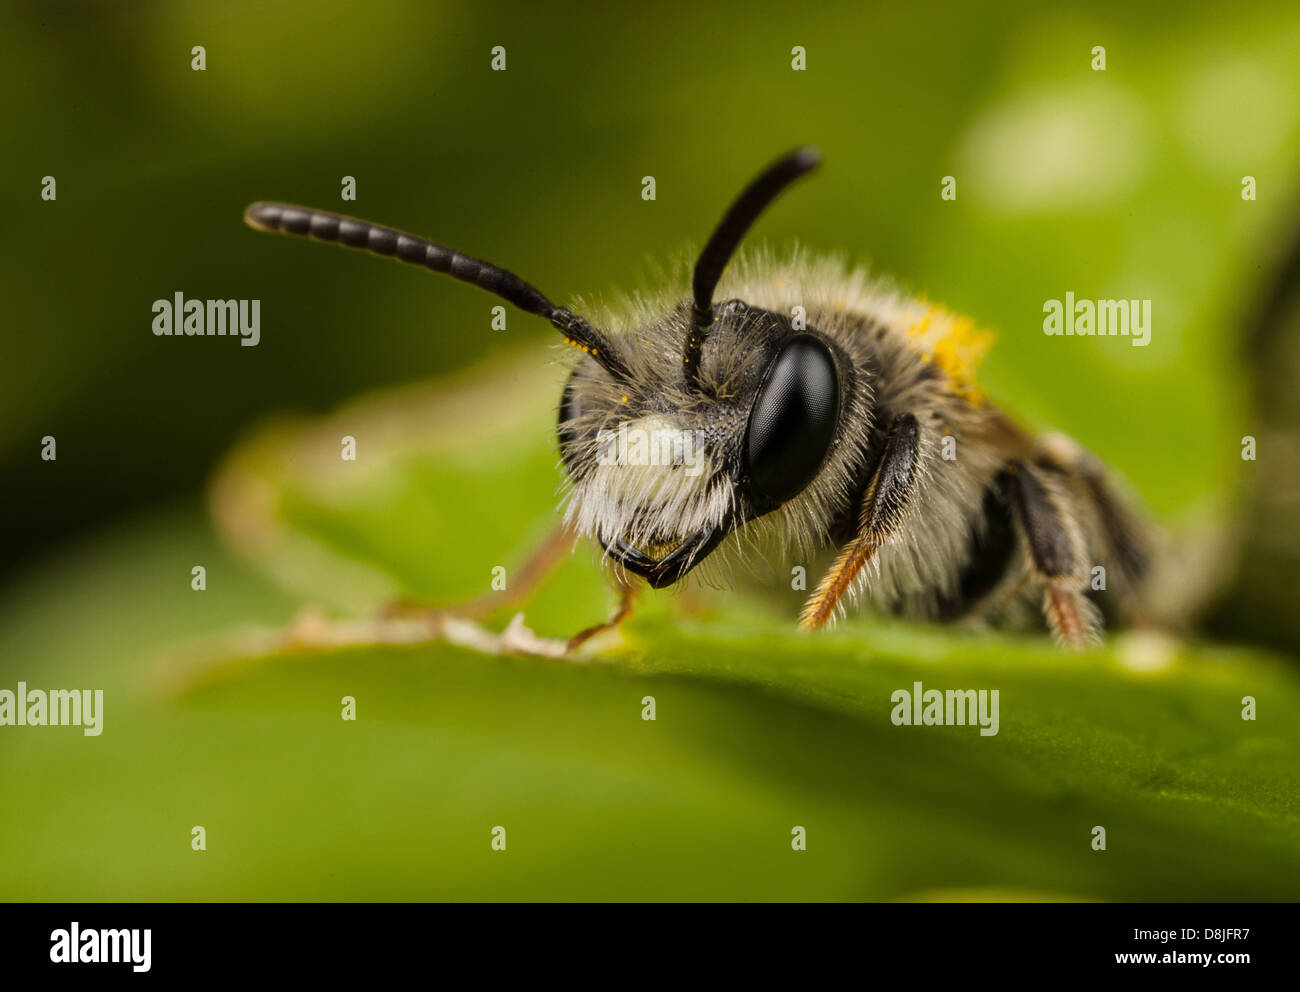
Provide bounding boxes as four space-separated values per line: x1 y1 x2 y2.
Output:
2 351 1297 901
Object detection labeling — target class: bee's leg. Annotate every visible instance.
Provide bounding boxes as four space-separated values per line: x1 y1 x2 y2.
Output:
1002 461 1100 649
162 526 630 686
1035 434 1153 600
379 522 634 655
565 581 638 652
801 413 920 629
382 524 578 622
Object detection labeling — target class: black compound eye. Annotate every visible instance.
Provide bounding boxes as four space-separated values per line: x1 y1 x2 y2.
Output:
743 335 840 504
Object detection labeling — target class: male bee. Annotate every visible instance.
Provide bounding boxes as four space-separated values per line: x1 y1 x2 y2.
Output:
244 147 1152 648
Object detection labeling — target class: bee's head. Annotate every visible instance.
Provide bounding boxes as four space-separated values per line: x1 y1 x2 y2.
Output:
557 292 848 587
243 146 850 587
553 147 867 587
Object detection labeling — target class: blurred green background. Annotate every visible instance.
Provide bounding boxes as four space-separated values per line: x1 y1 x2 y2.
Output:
3 0 1300 901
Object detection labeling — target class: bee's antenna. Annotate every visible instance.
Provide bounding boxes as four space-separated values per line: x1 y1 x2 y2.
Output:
685 146 822 385
244 202 631 380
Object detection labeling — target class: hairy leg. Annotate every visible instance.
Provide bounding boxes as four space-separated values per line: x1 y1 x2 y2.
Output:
1036 433 1153 603
801 413 921 629
1002 462 1099 649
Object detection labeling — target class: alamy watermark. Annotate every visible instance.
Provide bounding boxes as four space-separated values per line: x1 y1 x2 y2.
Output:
152 292 260 347
50 923 150 972
1043 292 1151 347
0 682 103 735
595 422 708 477
891 681 999 736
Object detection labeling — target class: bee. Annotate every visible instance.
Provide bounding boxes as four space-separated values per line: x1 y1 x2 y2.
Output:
244 147 1153 648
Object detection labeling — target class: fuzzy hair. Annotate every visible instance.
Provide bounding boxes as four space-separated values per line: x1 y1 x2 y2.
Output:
553 247 1149 630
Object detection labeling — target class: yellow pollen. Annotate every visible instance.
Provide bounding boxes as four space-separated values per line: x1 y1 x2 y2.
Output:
906 304 994 404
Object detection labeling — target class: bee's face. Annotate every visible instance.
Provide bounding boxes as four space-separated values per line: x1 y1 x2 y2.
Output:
559 299 847 587
243 148 836 588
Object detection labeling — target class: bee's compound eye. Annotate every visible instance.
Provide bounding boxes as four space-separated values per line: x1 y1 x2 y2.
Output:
743 335 840 504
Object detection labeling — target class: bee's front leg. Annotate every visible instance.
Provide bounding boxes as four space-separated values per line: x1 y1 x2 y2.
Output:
377 523 634 656
800 412 921 629
381 524 579 623
564 582 639 652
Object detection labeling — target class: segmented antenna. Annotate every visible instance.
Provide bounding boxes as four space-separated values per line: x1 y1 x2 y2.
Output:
243 202 630 380
684 146 822 386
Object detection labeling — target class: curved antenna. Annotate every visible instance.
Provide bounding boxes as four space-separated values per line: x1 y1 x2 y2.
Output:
684 146 822 384
244 202 630 380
